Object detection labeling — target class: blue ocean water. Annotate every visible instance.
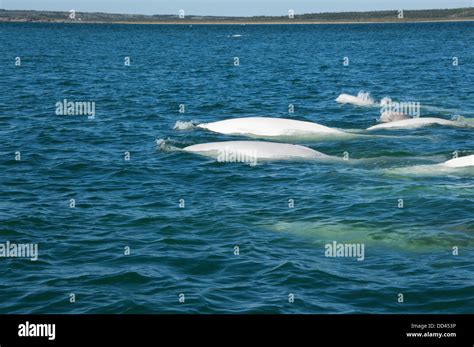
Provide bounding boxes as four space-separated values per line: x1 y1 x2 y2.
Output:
0 22 473 313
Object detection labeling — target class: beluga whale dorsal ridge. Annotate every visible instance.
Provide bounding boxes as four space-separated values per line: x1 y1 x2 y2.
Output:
367 117 461 130
197 117 348 138
183 141 332 163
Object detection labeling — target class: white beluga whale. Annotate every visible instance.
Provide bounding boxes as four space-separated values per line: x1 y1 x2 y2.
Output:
367 117 461 130
335 92 375 107
267 220 472 251
196 117 349 139
386 154 474 176
440 154 474 168
182 141 333 163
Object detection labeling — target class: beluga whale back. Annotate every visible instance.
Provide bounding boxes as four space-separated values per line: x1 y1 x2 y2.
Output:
367 117 461 131
183 141 332 162
197 117 348 138
335 92 375 107
386 154 474 176
440 154 474 168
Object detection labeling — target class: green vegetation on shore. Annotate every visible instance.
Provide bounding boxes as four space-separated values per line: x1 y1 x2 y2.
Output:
1 7 474 24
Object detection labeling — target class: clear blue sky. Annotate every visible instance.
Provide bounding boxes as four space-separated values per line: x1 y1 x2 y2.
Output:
2 0 473 16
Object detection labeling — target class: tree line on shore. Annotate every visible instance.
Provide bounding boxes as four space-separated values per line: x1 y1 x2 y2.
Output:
1 8 474 23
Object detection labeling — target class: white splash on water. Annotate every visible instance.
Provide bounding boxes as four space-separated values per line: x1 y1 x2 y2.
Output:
335 91 375 106
156 138 181 152
173 120 198 131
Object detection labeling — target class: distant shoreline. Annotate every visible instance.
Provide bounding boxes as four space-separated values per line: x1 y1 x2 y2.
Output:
2 8 474 25
3 18 474 25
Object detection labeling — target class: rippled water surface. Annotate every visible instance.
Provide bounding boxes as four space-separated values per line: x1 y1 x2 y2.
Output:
1 22 473 313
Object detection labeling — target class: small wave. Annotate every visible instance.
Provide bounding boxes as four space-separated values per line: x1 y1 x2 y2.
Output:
451 115 474 126
173 120 199 131
422 104 469 116
156 138 181 152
